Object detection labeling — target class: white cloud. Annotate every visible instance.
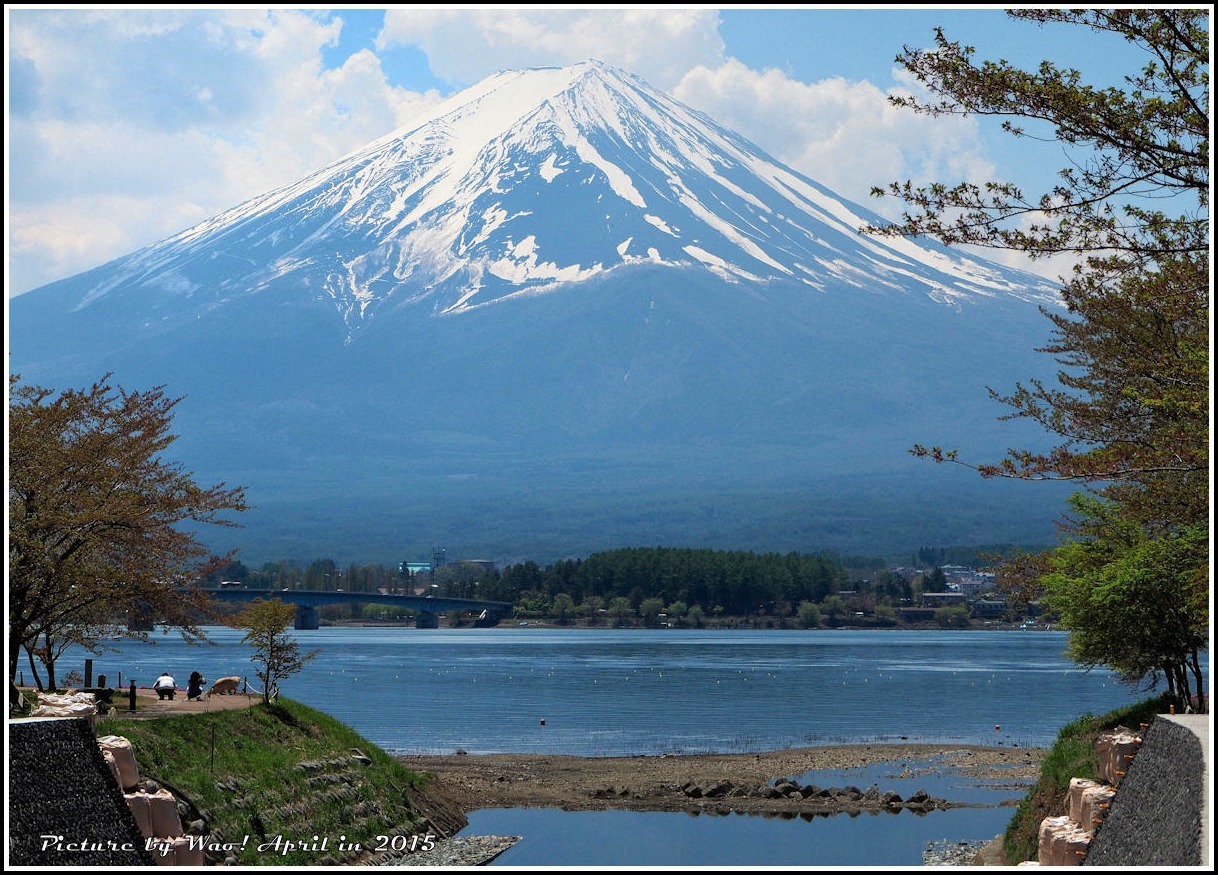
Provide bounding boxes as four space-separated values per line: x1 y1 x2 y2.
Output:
672 59 993 218
377 7 725 90
7 8 443 293
671 59 1058 279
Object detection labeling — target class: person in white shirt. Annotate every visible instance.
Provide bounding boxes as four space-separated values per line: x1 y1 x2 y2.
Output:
153 672 177 700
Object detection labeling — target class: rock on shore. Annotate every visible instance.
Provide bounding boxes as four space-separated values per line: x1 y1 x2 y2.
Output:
923 837 1004 866
375 835 521 867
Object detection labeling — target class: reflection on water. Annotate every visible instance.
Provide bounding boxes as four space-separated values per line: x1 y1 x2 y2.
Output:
463 804 1015 867
458 753 1038 866
459 752 1038 866
786 755 1036 806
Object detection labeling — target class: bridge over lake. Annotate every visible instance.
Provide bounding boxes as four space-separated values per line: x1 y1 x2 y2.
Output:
204 587 515 630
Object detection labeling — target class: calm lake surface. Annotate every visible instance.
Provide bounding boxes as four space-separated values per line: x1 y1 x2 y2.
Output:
73 626 1152 866
84 626 1142 754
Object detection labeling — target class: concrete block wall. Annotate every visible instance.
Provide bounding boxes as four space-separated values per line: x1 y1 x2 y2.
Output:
1038 814 1094 866
1067 777 1116 834
1032 715 1209 867
98 733 207 866
1095 729 1142 788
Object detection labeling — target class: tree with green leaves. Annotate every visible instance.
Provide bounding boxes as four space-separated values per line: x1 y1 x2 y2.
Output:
551 593 576 625
638 597 665 627
821 594 845 627
796 601 822 629
235 599 319 705
877 9 1208 500
871 10 1207 273
578 595 605 624
1042 495 1206 706
607 597 633 627
8 373 247 707
870 9 1208 709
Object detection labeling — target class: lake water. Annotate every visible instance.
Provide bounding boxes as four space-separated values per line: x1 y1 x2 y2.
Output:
68 626 1152 866
81 627 1144 754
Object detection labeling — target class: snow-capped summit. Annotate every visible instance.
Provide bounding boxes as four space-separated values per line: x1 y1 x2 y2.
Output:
10 61 1069 562
49 59 1056 331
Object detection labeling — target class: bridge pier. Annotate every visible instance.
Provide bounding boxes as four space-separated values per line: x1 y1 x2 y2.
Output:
295 605 320 630
416 611 439 629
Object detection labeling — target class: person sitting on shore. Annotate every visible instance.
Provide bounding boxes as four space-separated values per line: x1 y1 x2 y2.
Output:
186 671 205 701
153 672 177 700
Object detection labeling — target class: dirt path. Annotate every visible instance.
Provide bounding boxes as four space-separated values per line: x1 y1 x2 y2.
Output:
90 687 261 720
399 743 1044 817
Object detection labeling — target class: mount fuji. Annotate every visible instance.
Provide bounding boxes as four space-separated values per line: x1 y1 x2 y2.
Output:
9 60 1072 564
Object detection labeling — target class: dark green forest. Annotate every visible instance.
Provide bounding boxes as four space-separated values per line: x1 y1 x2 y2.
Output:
210 542 1038 625
481 547 855 617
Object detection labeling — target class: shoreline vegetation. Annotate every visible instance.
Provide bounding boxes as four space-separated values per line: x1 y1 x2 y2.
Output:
316 616 1055 632
205 544 1049 635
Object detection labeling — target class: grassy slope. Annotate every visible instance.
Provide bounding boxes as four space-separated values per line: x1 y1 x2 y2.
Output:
100 698 460 866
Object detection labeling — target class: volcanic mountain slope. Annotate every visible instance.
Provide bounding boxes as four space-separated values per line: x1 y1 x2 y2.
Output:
9 60 1069 562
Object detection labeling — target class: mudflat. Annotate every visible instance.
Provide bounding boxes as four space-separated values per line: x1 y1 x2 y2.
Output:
398 743 1044 817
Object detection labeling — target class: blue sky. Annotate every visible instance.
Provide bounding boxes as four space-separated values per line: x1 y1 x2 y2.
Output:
6 6 1154 295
